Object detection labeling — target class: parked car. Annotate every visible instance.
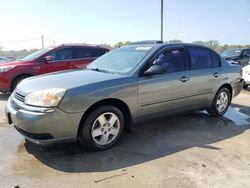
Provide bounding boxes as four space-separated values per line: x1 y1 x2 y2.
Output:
0 44 109 92
221 48 250 67
6 43 243 150
242 63 250 89
0 56 10 63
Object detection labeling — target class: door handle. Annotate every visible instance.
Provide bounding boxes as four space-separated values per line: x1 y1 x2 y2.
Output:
179 76 189 83
213 72 219 78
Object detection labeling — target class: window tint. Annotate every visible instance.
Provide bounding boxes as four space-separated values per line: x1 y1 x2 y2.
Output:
211 51 220 67
153 48 187 73
242 49 250 56
48 48 72 61
73 48 106 59
187 46 213 69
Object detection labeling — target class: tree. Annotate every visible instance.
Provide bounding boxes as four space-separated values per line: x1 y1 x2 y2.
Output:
113 41 131 48
99 43 112 50
30 48 39 52
193 40 220 52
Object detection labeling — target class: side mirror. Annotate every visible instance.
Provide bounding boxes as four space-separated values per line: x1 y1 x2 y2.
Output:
43 55 52 63
144 65 165 76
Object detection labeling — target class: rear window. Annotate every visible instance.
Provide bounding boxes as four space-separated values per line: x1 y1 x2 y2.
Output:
187 46 213 69
211 51 221 67
73 48 106 59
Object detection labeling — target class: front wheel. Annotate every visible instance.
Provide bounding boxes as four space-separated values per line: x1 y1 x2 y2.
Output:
207 87 231 116
11 75 31 92
79 105 124 151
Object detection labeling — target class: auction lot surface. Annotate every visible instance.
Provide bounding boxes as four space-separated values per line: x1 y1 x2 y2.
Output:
0 89 250 188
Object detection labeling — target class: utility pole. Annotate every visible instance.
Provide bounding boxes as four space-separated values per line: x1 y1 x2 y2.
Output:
161 0 164 41
41 35 44 48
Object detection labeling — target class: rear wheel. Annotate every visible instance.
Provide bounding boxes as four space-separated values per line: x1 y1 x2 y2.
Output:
11 75 31 92
79 105 124 151
207 87 231 116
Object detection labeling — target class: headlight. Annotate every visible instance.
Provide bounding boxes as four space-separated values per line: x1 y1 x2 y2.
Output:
0 65 16 72
25 88 66 107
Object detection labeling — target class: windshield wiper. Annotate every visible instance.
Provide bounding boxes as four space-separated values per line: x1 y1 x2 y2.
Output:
85 67 114 74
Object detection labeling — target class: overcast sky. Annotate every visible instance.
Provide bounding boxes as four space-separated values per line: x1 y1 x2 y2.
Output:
0 0 250 50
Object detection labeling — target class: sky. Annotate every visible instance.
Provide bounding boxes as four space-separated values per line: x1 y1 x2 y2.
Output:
0 0 250 50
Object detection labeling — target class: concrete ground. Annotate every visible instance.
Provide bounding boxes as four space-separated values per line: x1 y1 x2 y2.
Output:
0 89 250 188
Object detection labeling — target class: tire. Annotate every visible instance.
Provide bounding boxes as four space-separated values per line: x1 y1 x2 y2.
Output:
11 75 31 92
207 87 231 116
79 105 124 151
243 84 248 89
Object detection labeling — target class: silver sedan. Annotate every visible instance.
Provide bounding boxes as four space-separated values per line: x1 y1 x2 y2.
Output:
5 43 243 150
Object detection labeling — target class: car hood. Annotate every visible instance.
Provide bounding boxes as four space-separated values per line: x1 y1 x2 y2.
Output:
0 60 31 66
0 61 18 66
243 64 250 70
16 69 128 95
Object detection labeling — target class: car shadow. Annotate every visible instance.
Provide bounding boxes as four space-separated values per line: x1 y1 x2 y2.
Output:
0 92 10 101
24 106 250 173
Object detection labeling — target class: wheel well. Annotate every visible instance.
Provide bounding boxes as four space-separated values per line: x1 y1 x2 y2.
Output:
11 74 33 90
78 98 133 137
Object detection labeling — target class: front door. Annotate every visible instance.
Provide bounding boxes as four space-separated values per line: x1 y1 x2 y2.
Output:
38 48 72 74
138 47 194 117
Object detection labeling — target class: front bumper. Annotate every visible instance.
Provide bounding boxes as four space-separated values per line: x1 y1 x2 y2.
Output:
0 75 10 92
5 95 83 145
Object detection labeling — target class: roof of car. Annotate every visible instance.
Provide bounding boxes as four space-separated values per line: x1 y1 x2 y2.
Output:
56 43 109 50
128 42 213 49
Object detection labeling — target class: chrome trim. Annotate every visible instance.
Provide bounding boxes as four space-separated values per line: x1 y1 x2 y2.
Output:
48 57 96 63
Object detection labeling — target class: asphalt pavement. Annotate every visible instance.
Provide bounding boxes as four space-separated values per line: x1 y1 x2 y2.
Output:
0 89 250 188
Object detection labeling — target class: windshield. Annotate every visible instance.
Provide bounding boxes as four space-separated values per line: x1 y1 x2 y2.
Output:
87 45 153 74
20 48 52 61
221 49 242 57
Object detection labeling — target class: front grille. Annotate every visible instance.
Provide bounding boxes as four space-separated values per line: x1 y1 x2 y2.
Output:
11 100 22 111
14 92 25 102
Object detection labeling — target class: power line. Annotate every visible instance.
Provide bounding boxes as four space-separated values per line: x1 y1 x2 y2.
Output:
0 37 40 43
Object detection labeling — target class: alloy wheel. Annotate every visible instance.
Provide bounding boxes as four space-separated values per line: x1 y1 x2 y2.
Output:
216 91 229 113
91 112 120 146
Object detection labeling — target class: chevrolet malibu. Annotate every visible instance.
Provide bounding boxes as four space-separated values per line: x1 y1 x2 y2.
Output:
5 43 243 150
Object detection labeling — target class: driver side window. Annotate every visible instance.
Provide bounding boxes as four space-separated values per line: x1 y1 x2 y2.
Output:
152 48 187 73
48 48 72 61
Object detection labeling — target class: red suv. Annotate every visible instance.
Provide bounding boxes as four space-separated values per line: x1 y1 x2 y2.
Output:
0 44 109 92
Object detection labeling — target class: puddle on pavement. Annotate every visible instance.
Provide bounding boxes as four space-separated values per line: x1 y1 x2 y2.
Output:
224 107 250 126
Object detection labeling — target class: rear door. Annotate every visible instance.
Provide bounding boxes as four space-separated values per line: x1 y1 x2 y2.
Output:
71 47 106 69
184 45 222 106
38 48 72 74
